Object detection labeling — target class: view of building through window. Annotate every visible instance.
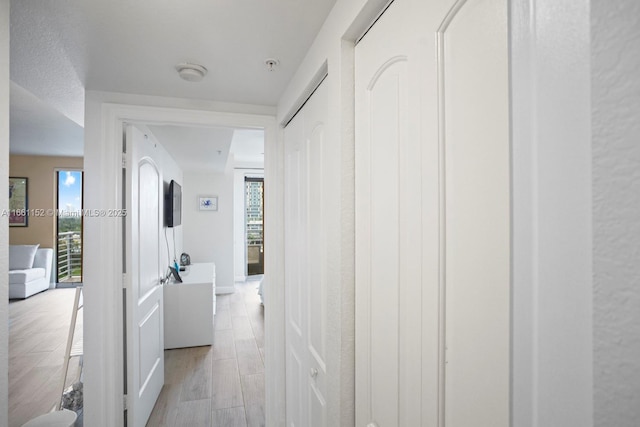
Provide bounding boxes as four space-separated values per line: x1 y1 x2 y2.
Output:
246 177 264 275
57 170 83 283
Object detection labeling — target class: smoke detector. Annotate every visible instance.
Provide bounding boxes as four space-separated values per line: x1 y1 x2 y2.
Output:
176 63 208 82
264 58 280 71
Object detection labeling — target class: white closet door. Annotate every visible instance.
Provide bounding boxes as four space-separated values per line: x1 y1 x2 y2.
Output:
284 79 329 427
355 0 510 425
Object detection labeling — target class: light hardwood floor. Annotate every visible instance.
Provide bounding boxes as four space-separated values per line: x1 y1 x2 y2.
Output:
147 276 265 427
7 279 264 427
8 288 83 427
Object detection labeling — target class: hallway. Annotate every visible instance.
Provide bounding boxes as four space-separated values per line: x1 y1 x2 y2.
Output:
147 277 265 427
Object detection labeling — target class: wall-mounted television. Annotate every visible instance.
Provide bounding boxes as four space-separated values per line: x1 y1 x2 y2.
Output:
166 180 182 227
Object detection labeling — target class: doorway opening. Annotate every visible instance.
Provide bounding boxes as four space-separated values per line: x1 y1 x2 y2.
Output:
84 101 279 425
246 177 264 276
56 170 83 284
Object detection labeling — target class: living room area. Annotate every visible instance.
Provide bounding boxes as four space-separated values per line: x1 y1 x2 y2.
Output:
9 155 84 292
8 153 85 426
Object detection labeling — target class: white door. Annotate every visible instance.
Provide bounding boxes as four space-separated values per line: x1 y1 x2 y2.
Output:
284 79 329 427
124 124 164 427
355 0 510 426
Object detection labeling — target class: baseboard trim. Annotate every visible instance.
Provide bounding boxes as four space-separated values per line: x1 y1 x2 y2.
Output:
56 282 83 289
216 286 235 295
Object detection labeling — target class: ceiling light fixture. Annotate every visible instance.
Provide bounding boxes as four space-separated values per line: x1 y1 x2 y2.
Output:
176 63 208 82
265 58 280 72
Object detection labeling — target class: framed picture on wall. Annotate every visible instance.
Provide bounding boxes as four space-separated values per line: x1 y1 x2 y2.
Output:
9 177 28 227
199 195 218 211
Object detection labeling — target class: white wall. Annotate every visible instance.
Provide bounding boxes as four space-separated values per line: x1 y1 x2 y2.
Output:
182 167 235 293
233 169 264 282
592 1 640 425
0 0 9 423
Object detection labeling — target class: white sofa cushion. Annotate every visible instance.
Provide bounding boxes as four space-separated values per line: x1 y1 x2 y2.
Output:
9 268 46 284
9 244 40 270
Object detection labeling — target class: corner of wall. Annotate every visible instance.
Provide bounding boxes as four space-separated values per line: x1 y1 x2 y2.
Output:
0 0 10 422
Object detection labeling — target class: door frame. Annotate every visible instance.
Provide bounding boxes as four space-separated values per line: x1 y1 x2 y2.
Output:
83 99 281 426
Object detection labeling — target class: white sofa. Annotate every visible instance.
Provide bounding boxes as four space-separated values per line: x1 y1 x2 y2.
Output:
9 245 53 299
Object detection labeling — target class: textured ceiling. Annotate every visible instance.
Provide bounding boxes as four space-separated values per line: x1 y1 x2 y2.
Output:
10 1 87 127
9 0 337 156
10 82 84 157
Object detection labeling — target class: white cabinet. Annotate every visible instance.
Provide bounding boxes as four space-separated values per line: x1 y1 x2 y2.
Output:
163 262 216 349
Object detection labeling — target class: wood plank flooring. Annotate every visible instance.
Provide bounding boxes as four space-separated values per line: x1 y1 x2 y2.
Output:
8 288 83 427
7 278 264 427
147 276 265 427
